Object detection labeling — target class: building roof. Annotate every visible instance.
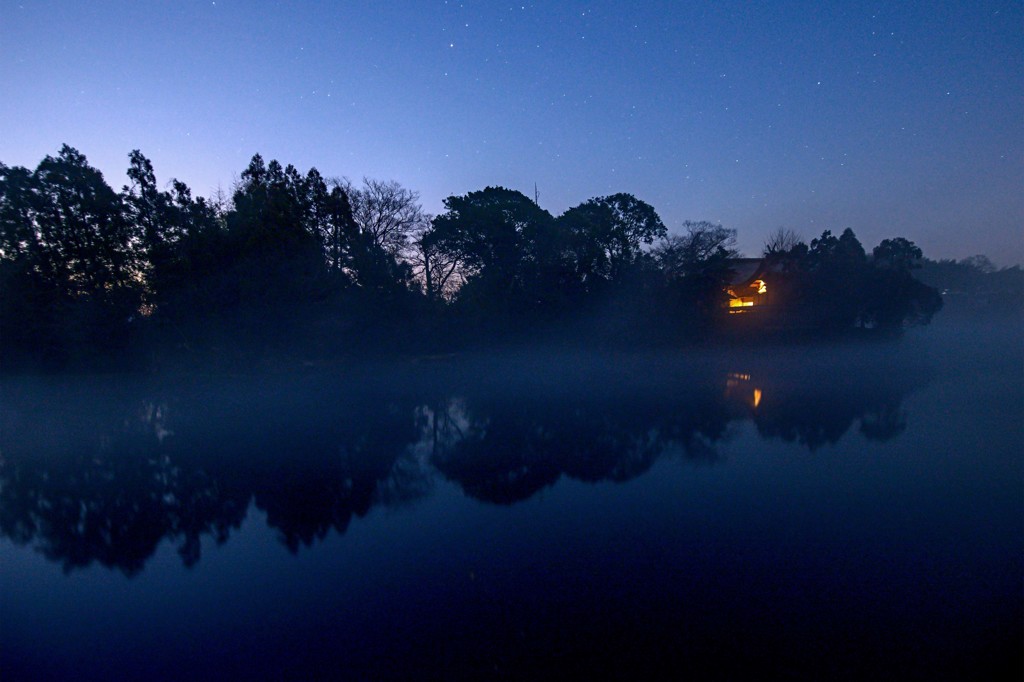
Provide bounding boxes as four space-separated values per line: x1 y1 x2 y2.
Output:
728 258 766 287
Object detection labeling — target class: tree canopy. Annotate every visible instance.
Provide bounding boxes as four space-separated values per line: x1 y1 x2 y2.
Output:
558 193 666 284
0 145 953 370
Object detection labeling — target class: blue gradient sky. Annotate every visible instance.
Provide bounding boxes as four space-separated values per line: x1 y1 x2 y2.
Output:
2 1 1021 263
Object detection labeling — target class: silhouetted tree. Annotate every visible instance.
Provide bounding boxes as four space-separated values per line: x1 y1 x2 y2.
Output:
409 221 464 300
918 255 1021 311
0 162 55 366
33 146 138 296
0 146 142 367
2 144 958 367
651 221 740 334
124 150 174 252
344 177 427 256
122 150 223 317
656 221 740 276
763 227 802 256
423 187 571 328
872 237 922 272
857 237 939 329
960 254 997 274
558 193 666 287
762 230 943 331
799 228 870 329
0 163 39 261
425 187 554 283
123 154 327 353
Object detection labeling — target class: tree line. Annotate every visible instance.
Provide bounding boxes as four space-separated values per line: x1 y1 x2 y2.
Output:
1 146 947 370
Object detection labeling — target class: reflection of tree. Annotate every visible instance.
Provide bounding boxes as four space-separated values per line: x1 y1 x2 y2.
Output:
431 354 931 502
429 399 562 504
0 352 932 573
0 386 247 575
428 377 734 505
428 407 682 503
749 381 914 450
859 403 907 442
0 377 425 573
720 352 927 450
246 401 422 552
150 380 427 554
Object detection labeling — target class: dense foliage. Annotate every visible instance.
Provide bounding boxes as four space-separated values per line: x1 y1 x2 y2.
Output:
1 146 951 370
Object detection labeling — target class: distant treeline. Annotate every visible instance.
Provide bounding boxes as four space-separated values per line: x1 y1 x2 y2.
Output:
0 145 970 371
917 255 1023 311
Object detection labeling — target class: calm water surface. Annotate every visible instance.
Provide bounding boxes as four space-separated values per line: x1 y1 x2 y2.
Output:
2 315 1021 680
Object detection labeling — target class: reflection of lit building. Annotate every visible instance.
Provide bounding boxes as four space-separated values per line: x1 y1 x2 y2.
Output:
725 371 763 410
726 258 776 314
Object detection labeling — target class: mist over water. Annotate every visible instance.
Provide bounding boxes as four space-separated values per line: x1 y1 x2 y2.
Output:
1 312 1020 680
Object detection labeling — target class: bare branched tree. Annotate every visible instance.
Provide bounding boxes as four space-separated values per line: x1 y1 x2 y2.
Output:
653 220 739 278
763 227 802 256
406 220 466 300
960 254 996 274
342 178 425 256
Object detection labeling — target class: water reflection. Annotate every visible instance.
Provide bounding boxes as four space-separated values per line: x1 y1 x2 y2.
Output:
0 349 932 574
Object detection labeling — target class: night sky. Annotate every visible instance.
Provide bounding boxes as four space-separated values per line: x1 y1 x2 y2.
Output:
2 1 1021 263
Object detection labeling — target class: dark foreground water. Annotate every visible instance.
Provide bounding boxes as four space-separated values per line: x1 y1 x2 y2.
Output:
2 315 1021 680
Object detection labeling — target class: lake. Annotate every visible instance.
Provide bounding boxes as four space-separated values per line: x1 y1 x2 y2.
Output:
2 313 1021 680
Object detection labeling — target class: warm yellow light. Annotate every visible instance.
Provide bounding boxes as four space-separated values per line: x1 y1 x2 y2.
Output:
726 372 751 390
729 299 754 308
753 388 762 408
753 279 767 294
